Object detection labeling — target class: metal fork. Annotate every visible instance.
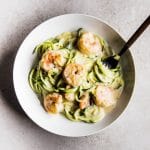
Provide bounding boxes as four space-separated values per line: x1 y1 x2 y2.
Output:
102 15 150 69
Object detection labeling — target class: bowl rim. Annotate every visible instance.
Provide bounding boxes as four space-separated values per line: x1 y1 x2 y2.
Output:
13 13 136 137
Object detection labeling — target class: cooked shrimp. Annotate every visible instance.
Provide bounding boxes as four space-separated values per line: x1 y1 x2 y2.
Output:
64 86 75 101
63 63 85 87
40 50 67 72
44 93 64 114
64 93 75 101
78 32 102 56
79 93 90 109
94 85 115 107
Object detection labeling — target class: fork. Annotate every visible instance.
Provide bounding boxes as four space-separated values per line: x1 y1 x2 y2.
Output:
102 15 150 69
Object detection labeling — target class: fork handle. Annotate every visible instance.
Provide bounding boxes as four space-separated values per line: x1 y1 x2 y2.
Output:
119 15 150 56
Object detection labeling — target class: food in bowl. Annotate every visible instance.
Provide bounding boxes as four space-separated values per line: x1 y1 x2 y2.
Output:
28 28 124 123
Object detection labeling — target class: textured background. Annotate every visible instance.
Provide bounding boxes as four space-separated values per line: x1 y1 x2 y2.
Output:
0 0 150 149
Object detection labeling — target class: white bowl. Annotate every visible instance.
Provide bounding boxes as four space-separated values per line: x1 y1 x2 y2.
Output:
13 14 135 137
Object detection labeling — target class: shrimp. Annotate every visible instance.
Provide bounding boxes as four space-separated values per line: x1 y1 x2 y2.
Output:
40 50 67 72
79 93 90 109
78 32 102 56
64 92 75 101
94 85 115 107
43 93 64 114
63 63 85 87
64 86 75 101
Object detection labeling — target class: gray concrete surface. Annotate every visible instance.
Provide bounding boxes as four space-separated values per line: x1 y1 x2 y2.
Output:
0 0 150 149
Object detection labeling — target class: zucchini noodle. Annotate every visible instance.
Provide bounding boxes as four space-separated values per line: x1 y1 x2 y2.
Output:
28 29 124 123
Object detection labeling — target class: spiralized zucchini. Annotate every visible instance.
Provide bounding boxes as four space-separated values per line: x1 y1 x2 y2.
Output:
28 29 124 123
